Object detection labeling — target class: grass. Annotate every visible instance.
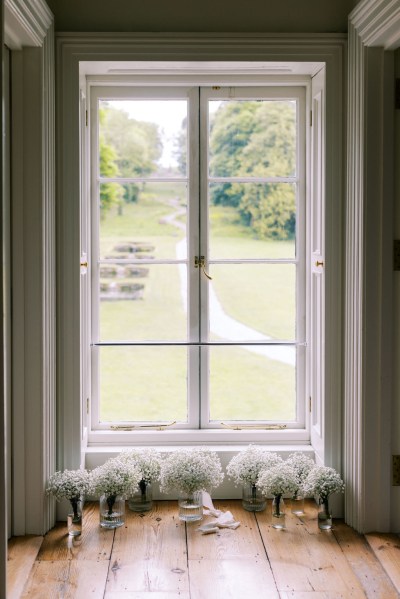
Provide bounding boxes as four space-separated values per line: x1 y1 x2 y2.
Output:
97 187 297 423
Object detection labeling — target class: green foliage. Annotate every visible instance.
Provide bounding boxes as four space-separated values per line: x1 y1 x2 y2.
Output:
208 100 297 240
174 116 187 176
99 109 124 214
99 104 163 211
238 183 296 240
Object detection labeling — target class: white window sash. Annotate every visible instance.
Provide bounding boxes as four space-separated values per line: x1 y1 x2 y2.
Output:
87 80 309 438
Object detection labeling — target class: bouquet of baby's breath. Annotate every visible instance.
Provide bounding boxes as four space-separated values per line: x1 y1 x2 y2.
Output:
302 465 344 500
46 469 90 502
285 453 315 495
227 446 283 486
90 457 142 499
257 463 299 498
160 448 224 495
46 469 90 525
119 448 161 483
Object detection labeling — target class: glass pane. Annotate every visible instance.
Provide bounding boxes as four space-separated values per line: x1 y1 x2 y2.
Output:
99 264 188 342
209 346 296 422
209 264 295 341
99 346 187 423
99 182 187 261
209 182 296 259
209 99 297 178
99 99 188 178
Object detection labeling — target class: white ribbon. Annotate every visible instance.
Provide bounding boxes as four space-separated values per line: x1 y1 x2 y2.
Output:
197 492 241 534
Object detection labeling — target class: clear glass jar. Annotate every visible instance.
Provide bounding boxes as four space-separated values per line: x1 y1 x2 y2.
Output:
318 496 332 530
128 480 153 512
242 483 266 512
271 495 286 529
178 491 203 522
291 493 305 515
67 497 83 536
99 494 125 529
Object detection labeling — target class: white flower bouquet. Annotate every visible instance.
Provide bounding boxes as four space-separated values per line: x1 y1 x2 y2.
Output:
227 446 283 486
90 457 142 499
302 465 345 500
257 463 299 528
119 448 161 483
160 448 224 495
91 457 142 528
257 463 299 498
46 469 90 502
119 448 162 512
46 469 90 535
286 452 315 497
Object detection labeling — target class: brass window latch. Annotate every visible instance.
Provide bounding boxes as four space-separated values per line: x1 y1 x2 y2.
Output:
110 421 176 431
194 256 212 280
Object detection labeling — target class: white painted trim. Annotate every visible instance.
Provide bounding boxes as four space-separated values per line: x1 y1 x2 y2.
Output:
346 2 397 532
1 6 9 595
351 0 400 50
9 12 55 534
56 34 345 482
42 21 56 534
4 0 52 49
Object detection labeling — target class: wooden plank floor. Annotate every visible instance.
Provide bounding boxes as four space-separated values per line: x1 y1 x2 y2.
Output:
7 500 399 599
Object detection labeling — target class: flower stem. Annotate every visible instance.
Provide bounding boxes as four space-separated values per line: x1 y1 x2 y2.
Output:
107 494 116 516
139 479 147 500
70 497 80 519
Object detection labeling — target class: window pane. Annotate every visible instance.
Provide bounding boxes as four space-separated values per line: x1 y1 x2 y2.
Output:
99 182 188 261
99 264 188 341
98 346 188 423
208 99 297 178
208 263 295 341
209 346 296 422
209 182 296 259
99 99 188 178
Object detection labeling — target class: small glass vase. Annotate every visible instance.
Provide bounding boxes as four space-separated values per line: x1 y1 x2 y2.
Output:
242 483 266 512
99 494 125 529
128 480 153 512
291 492 305 515
67 497 83 536
272 494 286 529
318 496 332 530
178 491 203 522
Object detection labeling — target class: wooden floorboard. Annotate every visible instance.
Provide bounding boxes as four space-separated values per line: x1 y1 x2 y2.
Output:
7 535 43 599
333 521 398 598
104 501 189 596
187 499 278 599
20 560 109 599
365 531 400 594
256 501 366 597
7 500 400 599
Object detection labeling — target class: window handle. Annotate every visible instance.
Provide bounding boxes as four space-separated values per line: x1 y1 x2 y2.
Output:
194 256 212 280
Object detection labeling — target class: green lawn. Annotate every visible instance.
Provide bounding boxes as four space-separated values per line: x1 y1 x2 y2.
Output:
97 189 296 424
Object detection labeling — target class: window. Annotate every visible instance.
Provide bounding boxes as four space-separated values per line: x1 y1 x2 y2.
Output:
88 83 307 436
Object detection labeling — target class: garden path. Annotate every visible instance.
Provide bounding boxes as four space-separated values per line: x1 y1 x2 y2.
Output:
164 198 295 366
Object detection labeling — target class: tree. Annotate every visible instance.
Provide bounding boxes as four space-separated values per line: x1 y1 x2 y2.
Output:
174 116 187 176
100 104 162 204
99 108 124 215
208 100 297 240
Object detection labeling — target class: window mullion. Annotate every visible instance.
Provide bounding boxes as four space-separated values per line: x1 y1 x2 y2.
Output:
199 88 211 429
90 91 101 430
187 87 201 428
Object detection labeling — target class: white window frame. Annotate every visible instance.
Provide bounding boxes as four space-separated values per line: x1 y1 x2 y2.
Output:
86 77 309 444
